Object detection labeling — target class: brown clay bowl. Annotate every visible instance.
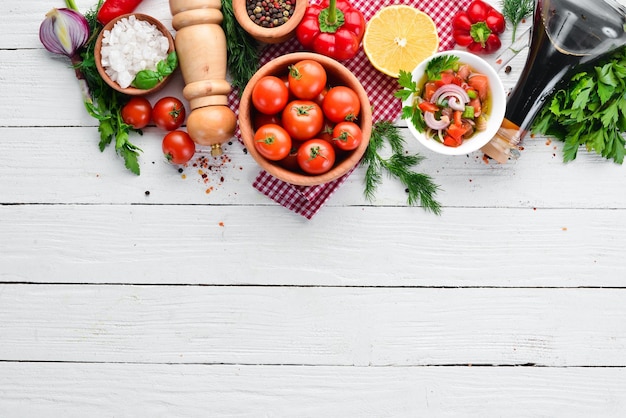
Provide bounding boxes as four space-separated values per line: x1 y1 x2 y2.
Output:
239 52 372 186
94 13 176 96
232 0 308 44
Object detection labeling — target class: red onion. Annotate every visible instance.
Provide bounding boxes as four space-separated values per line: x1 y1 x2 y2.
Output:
447 97 466 111
424 112 450 131
430 84 470 106
39 8 89 58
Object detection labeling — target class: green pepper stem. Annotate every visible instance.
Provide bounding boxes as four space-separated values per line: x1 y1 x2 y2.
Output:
328 0 337 25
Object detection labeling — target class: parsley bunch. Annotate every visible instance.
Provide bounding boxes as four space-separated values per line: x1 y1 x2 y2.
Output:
532 47 626 164
76 1 142 174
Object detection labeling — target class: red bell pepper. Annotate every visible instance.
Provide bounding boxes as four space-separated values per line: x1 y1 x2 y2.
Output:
97 0 144 25
295 0 366 61
452 0 505 54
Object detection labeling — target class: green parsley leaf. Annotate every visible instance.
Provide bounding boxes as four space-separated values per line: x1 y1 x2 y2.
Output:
425 55 459 80
532 46 626 164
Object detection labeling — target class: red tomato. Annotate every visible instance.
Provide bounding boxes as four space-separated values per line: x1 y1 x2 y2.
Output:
277 142 303 172
322 86 361 123
297 138 336 174
332 121 362 151
253 124 292 161
121 97 152 129
318 118 336 145
253 112 281 130
313 85 329 108
252 76 289 115
288 59 327 100
153 96 186 131
162 130 195 164
281 100 324 141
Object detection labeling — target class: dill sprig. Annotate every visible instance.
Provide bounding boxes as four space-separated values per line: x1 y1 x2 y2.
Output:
221 0 261 94
501 0 534 42
362 121 442 215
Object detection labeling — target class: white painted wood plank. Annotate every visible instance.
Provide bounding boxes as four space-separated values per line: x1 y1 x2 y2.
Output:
0 205 622 285
1 285 625 366
0 362 624 417
2 126 625 209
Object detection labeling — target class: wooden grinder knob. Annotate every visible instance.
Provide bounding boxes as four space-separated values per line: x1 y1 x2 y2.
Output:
169 0 237 156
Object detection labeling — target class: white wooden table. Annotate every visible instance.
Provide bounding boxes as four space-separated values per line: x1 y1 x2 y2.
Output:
2 1 626 416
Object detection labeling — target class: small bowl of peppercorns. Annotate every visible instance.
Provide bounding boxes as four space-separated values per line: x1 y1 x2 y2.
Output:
233 0 308 44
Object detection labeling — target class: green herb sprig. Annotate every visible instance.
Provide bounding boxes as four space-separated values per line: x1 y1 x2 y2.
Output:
75 1 142 174
221 0 261 94
424 55 459 80
362 121 441 215
132 52 178 90
396 69 426 133
532 46 626 164
501 0 534 42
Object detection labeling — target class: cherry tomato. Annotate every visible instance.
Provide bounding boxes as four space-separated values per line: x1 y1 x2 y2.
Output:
153 96 186 131
313 85 329 108
318 118 336 145
162 130 195 164
281 100 324 141
297 138 336 174
277 142 303 172
322 86 361 123
121 97 152 129
252 76 289 115
254 124 292 161
332 121 363 151
288 59 327 100
253 112 281 130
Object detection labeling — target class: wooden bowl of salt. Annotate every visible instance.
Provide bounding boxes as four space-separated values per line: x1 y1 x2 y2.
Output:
95 13 176 96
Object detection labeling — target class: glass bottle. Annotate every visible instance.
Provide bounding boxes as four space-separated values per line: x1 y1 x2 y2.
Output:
482 0 626 163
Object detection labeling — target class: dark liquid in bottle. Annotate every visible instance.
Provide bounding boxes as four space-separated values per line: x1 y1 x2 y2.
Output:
504 0 626 132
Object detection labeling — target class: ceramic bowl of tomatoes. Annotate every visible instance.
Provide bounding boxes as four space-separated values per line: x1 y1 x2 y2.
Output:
239 52 372 186
401 50 506 156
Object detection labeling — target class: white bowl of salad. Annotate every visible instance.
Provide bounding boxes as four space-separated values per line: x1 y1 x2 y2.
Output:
399 50 506 156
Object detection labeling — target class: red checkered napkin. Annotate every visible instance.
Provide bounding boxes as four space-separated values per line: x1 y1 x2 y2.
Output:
230 0 471 219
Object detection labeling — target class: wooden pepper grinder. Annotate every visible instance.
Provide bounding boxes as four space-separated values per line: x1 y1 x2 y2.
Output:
169 0 237 156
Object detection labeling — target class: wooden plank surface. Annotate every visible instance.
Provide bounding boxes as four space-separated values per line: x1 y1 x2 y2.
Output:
3 0 626 416
1 285 625 366
1 362 625 417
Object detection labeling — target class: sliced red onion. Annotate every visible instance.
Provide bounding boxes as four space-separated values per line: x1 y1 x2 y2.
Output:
431 84 470 106
424 112 450 131
447 97 466 111
39 8 89 57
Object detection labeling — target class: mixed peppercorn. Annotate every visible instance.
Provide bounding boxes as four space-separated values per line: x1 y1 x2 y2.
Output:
247 0 295 28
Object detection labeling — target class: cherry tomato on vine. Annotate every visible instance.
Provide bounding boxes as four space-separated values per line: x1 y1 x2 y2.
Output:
162 130 195 164
297 138 336 174
281 100 324 141
252 76 289 115
332 121 362 151
254 124 292 161
121 96 152 129
287 59 327 100
322 86 361 123
153 96 186 131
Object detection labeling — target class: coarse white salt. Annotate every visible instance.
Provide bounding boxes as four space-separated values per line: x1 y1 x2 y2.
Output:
100 15 169 89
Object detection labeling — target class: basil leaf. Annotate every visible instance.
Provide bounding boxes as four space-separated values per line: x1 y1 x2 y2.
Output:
132 70 161 89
